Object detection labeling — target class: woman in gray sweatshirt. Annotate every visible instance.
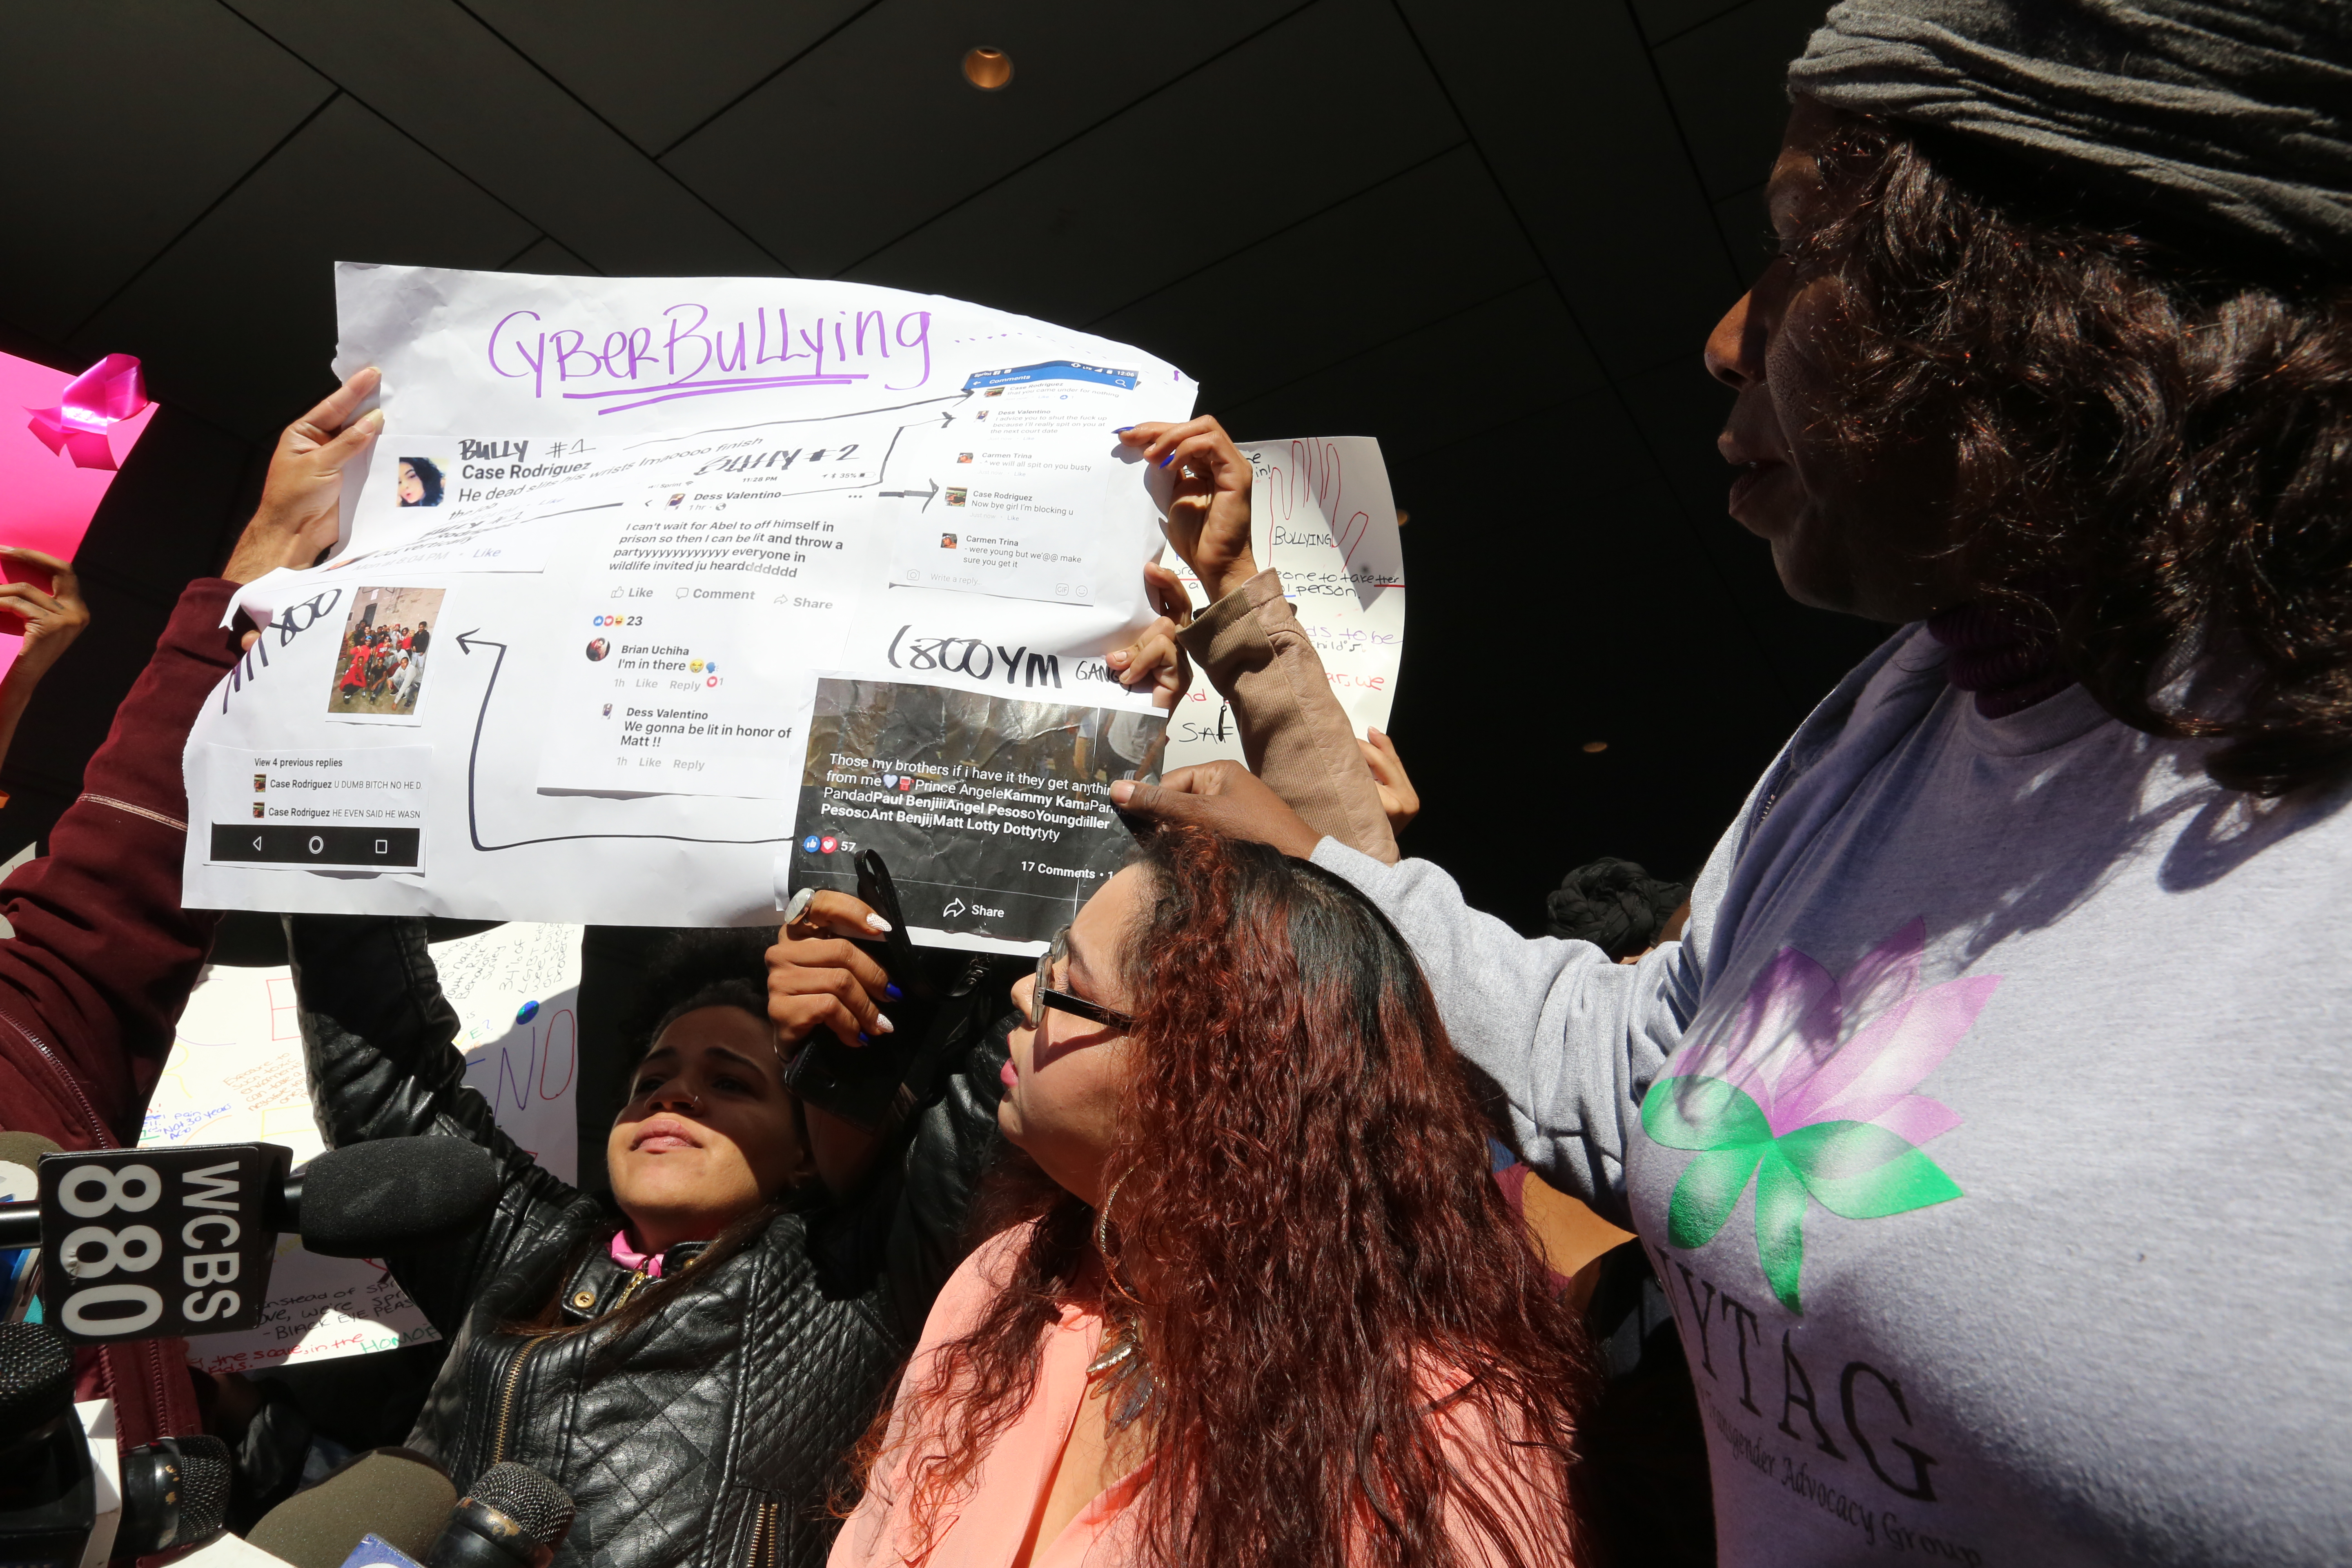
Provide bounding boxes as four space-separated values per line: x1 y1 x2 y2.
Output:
1107 3 2352 1563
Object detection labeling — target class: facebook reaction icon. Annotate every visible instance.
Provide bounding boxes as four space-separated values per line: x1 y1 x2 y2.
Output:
802 834 821 853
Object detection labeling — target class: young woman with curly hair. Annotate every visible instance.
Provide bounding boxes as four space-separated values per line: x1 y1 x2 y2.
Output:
1108 3 2352 1563
830 826 1594 1568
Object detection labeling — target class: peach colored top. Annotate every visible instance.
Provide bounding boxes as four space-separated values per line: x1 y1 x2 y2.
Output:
829 1228 1574 1568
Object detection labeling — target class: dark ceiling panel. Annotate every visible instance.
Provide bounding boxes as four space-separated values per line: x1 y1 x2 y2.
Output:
463 0 874 155
66 95 539 442
1653 0 1820 199
1394 0 1740 382
1219 280 1602 464
0 2 331 343
219 0 782 276
662 0 1304 277
847 0 1461 330
1633 0 1748 45
1087 144 1541 410
501 236 601 276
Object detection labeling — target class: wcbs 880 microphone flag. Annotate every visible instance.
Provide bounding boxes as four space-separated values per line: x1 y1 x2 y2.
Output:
35 1145 291 1341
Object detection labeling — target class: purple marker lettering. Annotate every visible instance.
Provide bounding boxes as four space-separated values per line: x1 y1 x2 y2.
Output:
626 326 659 380
552 329 600 382
855 310 887 357
664 303 713 382
889 311 933 390
600 330 631 380
833 320 846 364
715 319 748 373
797 319 828 376
488 310 547 397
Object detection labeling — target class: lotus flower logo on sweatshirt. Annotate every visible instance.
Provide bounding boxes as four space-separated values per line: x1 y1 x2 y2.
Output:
1643 918 1993 1314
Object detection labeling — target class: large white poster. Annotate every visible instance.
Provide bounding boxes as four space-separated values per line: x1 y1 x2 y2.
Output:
183 266 1196 929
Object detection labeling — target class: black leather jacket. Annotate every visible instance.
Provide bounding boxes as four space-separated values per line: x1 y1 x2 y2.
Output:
285 916 1011 1568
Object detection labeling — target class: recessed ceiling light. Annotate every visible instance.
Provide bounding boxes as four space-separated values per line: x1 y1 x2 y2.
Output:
1581 740 1609 753
963 47 1013 90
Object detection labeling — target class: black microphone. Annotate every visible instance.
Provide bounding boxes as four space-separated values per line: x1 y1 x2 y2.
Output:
0 1319 91 1568
0 1137 499 1343
426 1465 576 1568
116 1433 233 1555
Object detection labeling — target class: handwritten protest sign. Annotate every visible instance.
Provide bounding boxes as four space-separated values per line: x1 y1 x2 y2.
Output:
1160 437 1405 770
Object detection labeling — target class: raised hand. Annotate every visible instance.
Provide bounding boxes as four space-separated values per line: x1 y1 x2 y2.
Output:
1360 727 1419 835
0 548 90 682
766 890 898 1049
1108 760 1323 860
1103 561 1196 710
1118 416 1258 604
222 366 385 586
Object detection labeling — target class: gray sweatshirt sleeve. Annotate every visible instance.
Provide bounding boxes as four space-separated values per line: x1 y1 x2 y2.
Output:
1309 835 1727 1227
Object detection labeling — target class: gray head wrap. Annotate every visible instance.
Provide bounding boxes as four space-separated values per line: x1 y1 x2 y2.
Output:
1786 1 2352 266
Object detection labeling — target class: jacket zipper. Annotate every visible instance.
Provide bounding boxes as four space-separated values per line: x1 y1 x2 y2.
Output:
489 1263 646 1466
4 1006 114 1149
610 1265 651 1312
491 1334 549 1466
746 1500 777 1568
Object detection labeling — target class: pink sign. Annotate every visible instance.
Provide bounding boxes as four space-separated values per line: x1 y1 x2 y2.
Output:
0 350 158 681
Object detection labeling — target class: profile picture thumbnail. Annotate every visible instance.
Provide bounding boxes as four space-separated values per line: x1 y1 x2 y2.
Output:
956 452 973 464
940 533 958 550
327 586 444 719
946 488 968 507
668 493 686 508
586 638 612 662
395 457 446 508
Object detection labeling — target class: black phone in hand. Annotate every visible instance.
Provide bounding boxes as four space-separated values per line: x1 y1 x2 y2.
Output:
784 850 940 1132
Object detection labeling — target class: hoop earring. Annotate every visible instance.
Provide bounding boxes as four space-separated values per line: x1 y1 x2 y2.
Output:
1094 1170 1143 1306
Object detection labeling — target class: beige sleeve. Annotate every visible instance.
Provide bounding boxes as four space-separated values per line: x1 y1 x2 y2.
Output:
1174 569 1399 864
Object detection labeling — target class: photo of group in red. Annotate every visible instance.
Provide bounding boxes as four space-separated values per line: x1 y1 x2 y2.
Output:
326 584 445 719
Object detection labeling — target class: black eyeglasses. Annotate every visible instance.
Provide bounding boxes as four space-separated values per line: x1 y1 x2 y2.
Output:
1027 926 1135 1032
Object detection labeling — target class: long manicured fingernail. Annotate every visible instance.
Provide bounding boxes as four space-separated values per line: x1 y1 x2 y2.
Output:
1114 425 1134 432
865 913 892 933
873 1013 895 1034
857 1032 871 1044
363 410 385 429
1158 453 1173 468
885 983 904 1000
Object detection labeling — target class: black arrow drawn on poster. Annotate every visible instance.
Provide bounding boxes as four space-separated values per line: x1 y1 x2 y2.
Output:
457 629 795 853
878 478 939 509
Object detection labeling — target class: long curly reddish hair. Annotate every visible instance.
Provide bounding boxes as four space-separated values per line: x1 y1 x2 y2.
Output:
855 827 1595 1566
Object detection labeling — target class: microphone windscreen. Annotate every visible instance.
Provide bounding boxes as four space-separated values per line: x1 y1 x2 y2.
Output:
466 1463 577 1552
0 1319 73 1432
301 1137 499 1258
249 1448 457 1568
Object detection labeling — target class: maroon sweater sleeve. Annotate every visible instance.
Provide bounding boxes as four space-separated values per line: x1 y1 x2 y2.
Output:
0 577 243 1151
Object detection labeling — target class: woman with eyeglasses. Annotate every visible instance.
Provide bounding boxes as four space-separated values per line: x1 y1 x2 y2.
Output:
830 824 1595 1568
284 908 1022 1568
